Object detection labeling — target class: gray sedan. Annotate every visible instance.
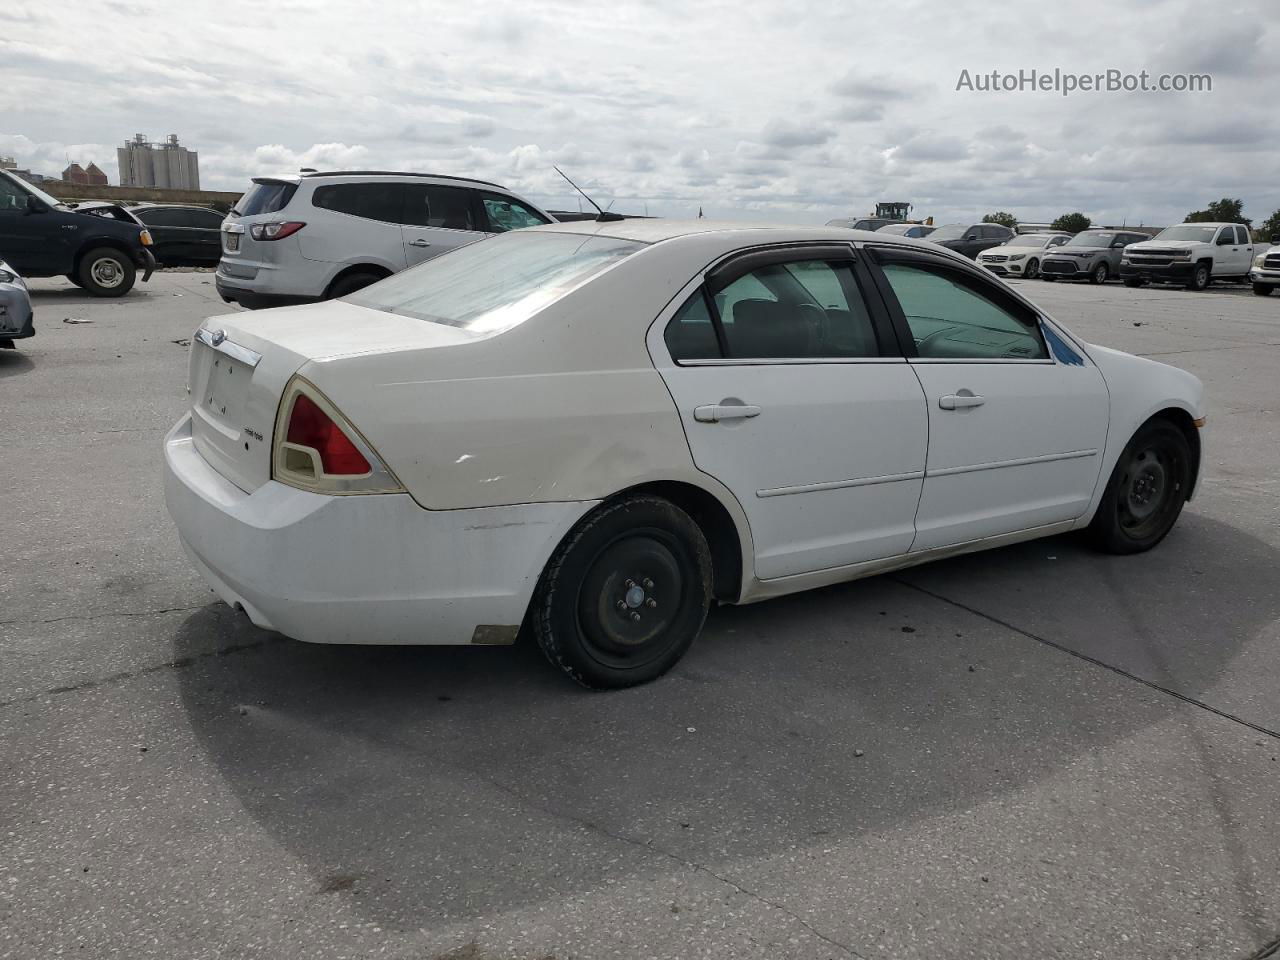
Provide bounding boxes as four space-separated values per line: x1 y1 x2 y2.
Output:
1040 230 1151 284
0 259 34 348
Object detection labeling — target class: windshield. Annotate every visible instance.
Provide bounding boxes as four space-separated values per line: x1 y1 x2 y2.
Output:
1006 234 1054 248
877 223 913 235
347 231 646 335
2 171 65 209
1155 224 1221 243
929 224 968 240
232 180 297 217
1065 231 1115 247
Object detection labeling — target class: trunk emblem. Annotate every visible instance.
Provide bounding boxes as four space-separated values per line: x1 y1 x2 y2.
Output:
210 329 226 346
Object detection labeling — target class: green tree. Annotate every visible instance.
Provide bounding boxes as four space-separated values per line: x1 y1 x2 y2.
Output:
982 211 1018 230
1256 209 1280 243
1186 198 1251 226
1050 212 1091 233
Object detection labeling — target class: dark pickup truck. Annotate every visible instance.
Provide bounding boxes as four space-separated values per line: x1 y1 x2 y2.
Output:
0 169 156 297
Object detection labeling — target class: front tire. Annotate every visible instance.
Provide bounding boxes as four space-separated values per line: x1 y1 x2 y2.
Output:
1090 262 1109 285
532 495 712 689
1186 262 1210 291
1089 419 1191 554
1253 283 1274 297
1024 258 1039 280
78 248 136 297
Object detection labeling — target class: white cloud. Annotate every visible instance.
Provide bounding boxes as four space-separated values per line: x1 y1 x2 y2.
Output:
1 0 1277 225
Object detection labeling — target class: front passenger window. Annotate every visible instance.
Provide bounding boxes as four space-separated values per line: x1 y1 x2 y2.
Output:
880 262 1048 360
0 177 29 212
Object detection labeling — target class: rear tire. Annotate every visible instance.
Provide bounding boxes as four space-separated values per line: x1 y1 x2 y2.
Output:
1186 262 1210 291
1253 283 1274 297
532 495 712 689
1089 419 1191 554
78 248 135 297
327 271 384 299
1090 262 1109 285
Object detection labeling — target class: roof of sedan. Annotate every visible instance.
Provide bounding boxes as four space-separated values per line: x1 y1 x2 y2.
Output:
529 217 907 245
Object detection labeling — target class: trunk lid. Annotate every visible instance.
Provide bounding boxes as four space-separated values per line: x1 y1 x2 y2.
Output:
188 300 476 493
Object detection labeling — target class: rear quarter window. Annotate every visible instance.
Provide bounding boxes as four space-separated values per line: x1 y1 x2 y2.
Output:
234 181 298 217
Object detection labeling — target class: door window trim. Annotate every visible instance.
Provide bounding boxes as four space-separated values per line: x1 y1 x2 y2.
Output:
861 243 1055 364
662 242 903 365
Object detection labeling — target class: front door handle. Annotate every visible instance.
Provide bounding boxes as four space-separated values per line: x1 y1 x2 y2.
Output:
938 393 985 410
694 403 762 423
407 239 431 248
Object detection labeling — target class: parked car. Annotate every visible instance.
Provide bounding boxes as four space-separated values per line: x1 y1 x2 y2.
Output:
0 258 34 348
1040 230 1151 285
926 222 1015 259
876 223 936 239
130 204 226 267
975 232 1070 279
0 169 156 297
1120 222 1255 291
1248 235 1280 296
166 219 1205 688
216 170 556 309
827 217 898 232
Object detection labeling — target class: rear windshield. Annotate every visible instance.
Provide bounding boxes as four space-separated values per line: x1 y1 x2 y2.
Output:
347 231 645 334
232 180 297 217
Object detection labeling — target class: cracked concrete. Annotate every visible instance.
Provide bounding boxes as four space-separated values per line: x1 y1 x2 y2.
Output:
2 272 1279 959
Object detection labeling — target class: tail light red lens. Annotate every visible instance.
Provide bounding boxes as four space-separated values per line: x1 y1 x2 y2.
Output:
285 393 371 475
250 221 306 241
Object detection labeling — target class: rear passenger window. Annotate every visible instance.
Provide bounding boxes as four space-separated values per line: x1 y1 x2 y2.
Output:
880 261 1047 360
311 182 404 223
401 184 478 231
665 292 721 361
479 193 550 232
1235 225 1249 245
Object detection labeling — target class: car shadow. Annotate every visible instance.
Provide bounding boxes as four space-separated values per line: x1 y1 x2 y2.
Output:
172 513 1276 929
0 349 35 378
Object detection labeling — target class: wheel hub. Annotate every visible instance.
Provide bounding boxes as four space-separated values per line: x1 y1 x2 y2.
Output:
1124 453 1167 521
579 538 680 656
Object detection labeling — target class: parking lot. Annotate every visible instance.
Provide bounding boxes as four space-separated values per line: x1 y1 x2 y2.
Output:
2 270 1278 959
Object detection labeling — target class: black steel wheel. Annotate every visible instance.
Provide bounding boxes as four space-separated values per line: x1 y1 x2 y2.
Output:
532 496 712 688
1090 419 1192 554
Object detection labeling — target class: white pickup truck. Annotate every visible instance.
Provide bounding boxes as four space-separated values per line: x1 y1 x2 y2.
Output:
1249 234 1280 297
1120 222 1255 291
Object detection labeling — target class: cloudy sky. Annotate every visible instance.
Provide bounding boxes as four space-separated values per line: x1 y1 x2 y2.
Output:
2 0 1276 226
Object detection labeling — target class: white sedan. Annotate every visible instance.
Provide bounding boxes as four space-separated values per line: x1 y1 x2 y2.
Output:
164 220 1205 688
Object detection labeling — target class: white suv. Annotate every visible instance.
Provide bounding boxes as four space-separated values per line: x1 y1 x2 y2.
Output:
215 171 555 309
1119 222 1255 291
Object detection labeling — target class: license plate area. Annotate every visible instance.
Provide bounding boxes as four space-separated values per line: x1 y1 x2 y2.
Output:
197 345 250 429
225 232 241 253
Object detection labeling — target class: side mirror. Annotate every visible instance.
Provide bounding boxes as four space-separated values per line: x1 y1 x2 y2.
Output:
25 194 46 215
965 234 977 241
1111 240 1125 248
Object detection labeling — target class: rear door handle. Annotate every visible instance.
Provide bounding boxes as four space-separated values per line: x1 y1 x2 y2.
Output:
694 403 762 423
938 393 985 410
407 239 431 248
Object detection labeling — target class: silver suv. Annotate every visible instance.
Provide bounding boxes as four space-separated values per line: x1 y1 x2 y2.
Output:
1040 230 1151 285
216 171 555 309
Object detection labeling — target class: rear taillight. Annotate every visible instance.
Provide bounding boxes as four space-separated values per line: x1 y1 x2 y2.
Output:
250 221 305 241
272 378 402 494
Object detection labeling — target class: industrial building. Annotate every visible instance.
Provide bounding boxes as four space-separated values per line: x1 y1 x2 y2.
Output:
116 134 201 190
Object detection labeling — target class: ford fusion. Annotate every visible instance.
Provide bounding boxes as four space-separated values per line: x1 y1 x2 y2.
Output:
164 220 1205 688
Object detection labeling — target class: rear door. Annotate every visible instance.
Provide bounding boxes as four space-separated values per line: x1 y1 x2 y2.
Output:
400 183 486 267
866 246 1109 550
650 244 929 579
183 208 227 264
136 207 183 263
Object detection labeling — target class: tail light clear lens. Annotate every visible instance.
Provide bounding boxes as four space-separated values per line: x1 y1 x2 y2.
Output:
272 378 403 494
250 221 306 241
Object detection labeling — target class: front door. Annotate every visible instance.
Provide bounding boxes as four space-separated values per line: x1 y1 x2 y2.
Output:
0 176 67 274
400 184 484 267
868 247 1110 551
650 245 929 580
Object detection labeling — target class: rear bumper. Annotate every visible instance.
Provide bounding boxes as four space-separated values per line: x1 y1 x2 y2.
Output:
214 277 314 309
1120 262 1194 281
163 414 594 645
